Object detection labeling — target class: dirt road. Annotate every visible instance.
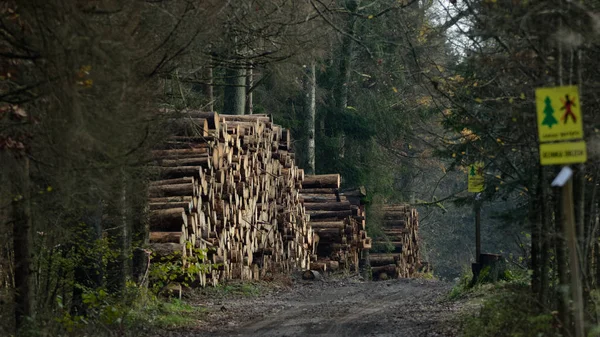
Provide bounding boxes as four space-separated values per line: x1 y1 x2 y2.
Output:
190 277 462 337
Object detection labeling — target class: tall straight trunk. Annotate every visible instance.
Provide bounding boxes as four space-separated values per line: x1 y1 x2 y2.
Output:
223 65 246 115
539 167 550 306
555 186 571 332
106 171 129 293
332 0 359 161
12 156 33 331
555 38 571 334
530 185 542 296
131 171 149 285
305 63 316 175
585 168 597 288
245 62 253 115
72 196 103 315
575 49 587 291
202 61 214 111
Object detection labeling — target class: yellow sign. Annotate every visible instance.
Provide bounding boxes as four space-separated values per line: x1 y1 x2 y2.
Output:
540 141 587 166
536 85 583 142
468 162 485 193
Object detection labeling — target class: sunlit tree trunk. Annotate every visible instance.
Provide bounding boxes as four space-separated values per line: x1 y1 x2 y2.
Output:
305 63 316 175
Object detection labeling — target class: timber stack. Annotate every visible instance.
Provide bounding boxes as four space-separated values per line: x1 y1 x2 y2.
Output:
300 175 371 274
147 111 313 286
371 204 423 279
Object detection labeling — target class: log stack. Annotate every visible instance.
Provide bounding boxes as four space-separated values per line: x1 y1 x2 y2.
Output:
300 175 371 273
371 204 423 279
147 111 313 286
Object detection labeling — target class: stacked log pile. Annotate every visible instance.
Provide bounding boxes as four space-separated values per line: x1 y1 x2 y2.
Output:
371 204 422 279
300 175 371 273
148 111 313 286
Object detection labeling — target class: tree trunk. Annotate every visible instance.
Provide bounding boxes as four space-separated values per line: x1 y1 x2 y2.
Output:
245 62 253 115
539 166 550 306
12 156 33 331
107 171 129 293
555 187 571 333
203 57 214 111
334 1 358 116
530 193 541 296
223 65 246 115
305 63 316 175
72 187 104 315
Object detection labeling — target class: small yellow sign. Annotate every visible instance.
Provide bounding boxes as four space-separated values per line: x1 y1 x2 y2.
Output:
468 162 485 193
536 85 583 142
539 141 587 166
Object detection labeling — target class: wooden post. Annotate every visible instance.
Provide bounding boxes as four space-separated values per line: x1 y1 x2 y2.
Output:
553 166 585 337
563 178 585 337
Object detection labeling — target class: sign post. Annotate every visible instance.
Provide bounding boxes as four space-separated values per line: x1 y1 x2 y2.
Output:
536 85 586 337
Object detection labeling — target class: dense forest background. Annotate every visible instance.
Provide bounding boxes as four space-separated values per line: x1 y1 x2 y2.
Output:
3 0 600 336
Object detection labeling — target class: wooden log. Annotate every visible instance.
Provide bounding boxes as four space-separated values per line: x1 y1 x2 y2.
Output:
381 219 406 227
149 243 185 259
149 201 193 212
371 264 397 274
149 166 201 179
220 114 271 123
369 254 399 266
302 174 341 189
157 157 212 169
307 210 353 220
327 260 339 271
149 208 186 231
149 183 195 198
300 188 339 194
310 221 345 229
149 196 192 203
176 111 220 130
150 232 185 244
303 201 351 211
149 177 194 186
152 148 210 158
310 262 327 272
166 118 209 137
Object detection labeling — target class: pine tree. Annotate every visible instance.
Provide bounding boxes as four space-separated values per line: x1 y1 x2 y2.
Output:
542 96 558 128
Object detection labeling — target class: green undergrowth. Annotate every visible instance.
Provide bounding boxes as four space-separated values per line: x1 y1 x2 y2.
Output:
460 284 558 337
196 281 265 299
451 267 559 337
128 297 207 331
8 284 208 337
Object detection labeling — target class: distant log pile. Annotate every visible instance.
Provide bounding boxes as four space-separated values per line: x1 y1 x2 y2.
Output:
148 111 312 286
371 204 424 279
300 175 371 273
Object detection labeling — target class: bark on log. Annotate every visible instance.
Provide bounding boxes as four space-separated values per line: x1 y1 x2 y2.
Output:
302 174 341 189
149 208 186 231
150 232 185 244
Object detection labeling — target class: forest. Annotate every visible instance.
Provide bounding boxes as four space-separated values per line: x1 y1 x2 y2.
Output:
2 0 600 336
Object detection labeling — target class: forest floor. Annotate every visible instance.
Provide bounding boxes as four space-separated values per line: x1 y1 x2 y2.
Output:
145 274 469 337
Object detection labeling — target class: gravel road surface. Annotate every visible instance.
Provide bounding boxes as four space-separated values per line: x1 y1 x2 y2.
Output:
171 277 463 337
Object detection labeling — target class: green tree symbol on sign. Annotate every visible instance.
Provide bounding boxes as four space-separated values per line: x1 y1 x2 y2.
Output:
541 96 558 128
470 165 476 176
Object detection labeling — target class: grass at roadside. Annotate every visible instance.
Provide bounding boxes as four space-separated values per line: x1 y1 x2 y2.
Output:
449 267 560 337
128 297 207 331
198 281 264 298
